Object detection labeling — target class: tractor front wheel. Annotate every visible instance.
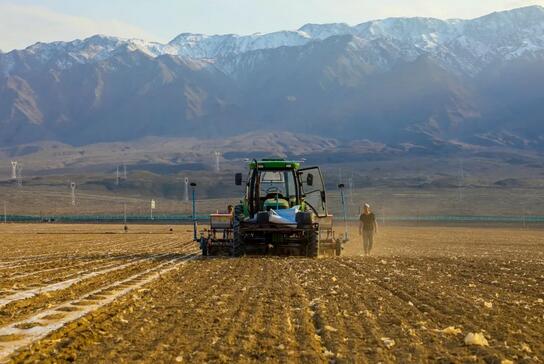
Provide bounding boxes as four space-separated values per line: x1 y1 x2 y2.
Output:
200 237 208 256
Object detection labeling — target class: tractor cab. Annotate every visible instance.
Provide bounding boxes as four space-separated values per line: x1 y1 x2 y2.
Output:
258 169 295 211
236 159 328 219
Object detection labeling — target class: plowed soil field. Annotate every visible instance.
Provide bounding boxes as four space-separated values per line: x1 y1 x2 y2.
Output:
0 224 542 363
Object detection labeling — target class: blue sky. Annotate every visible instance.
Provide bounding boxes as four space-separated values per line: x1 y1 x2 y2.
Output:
1 0 543 51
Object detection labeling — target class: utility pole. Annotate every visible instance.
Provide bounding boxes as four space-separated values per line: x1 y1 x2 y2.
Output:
338 184 348 242
16 164 23 187
70 182 76 206
10 161 17 180
184 177 189 202
191 182 197 241
458 159 464 202
214 151 221 173
348 176 354 218
116 166 120 186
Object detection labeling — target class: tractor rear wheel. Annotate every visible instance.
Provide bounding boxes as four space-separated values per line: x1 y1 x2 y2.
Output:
306 228 318 258
232 221 245 257
256 212 269 225
335 239 342 257
232 205 245 257
296 212 313 228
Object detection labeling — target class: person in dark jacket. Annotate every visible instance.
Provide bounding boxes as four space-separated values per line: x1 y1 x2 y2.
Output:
359 203 378 256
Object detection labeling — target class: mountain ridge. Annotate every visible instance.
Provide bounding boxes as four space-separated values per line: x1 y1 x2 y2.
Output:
0 6 543 149
3 5 544 72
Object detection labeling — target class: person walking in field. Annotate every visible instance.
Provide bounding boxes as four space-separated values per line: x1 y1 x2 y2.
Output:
359 203 378 256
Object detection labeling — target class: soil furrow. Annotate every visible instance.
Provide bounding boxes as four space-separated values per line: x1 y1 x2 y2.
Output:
2 252 198 361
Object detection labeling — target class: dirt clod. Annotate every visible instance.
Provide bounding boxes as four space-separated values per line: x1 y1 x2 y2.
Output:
464 333 489 347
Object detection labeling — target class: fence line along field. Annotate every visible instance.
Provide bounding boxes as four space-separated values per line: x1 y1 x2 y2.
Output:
0 224 542 363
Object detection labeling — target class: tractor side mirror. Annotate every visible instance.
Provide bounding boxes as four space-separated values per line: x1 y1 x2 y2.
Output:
307 173 314 186
235 173 243 186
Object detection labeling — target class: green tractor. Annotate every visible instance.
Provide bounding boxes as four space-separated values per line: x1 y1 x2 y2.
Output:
200 158 343 257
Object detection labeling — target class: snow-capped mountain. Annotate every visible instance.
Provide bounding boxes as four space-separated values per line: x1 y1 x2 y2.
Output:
168 31 312 59
1 6 544 148
2 5 544 76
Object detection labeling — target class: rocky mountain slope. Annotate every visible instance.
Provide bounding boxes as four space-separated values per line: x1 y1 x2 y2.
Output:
1 6 543 149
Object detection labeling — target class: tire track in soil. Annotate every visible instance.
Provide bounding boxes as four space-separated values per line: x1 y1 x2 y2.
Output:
171 258 323 363
211 259 269 361
0 251 198 361
279 259 329 363
302 259 361 362
145 258 261 363
121 257 239 363
293 258 402 363
273 260 327 362
186 258 262 362
175 258 324 363
212 258 320 363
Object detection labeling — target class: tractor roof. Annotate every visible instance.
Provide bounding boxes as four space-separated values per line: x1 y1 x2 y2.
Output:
249 159 301 170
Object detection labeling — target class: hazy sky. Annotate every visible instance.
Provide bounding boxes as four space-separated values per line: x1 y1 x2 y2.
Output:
1 0 543 51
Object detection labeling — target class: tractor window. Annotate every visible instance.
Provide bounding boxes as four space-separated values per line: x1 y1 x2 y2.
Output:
259 170 297 206
261 171 284 183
